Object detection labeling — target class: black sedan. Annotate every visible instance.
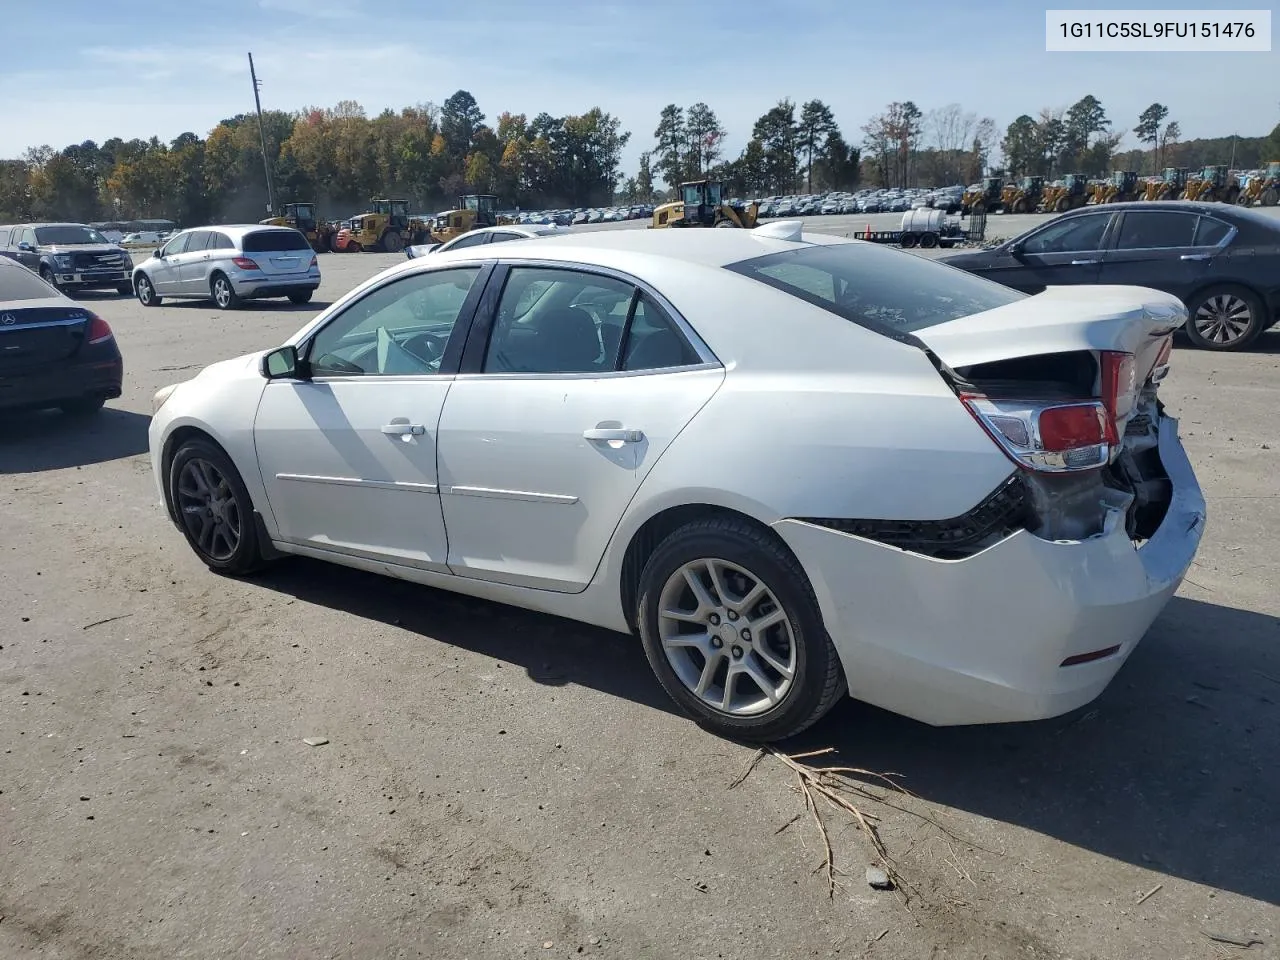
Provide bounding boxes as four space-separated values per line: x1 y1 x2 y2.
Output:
0 257 123 416
942 201 1280 350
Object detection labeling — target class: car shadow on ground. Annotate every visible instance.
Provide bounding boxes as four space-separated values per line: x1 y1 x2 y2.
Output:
157 300 332 313
256 561 1279 907
790 595 1280 907
255 558 677 716
0 406 151 472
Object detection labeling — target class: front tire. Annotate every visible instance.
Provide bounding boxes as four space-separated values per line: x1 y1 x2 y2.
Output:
39 266 60 291
211 273 241 310
135 273 162 306
636 517 846 742
1184 285 1266 351
381 231 404 252
116 281 133 296
168 438 266 576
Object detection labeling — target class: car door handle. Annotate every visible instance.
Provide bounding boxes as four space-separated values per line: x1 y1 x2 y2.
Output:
583 428 644 443
381 422 425 436
1070 258 1100 265
1180 253 1211 261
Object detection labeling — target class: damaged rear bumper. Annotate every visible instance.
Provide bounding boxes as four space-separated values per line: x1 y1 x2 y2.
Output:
772 415 1205 726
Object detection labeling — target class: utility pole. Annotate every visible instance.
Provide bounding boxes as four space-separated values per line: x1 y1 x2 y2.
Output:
248 52 275 215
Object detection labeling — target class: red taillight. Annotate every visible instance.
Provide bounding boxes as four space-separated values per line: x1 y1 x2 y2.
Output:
1037 403 1107 451
232 256 260 270
1099 351 1136 444
86 313 113 344
309 255 318 268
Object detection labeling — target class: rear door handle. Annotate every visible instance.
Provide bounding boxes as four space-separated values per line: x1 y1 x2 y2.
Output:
583 427 644 443
1180 253 1211 261
381 421 425 437
1070 258 1100 265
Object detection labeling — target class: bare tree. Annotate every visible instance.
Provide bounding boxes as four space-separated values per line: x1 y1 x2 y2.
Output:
926 103 977 184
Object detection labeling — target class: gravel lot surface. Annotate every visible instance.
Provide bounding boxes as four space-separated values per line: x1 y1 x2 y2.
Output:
2 213 1279 960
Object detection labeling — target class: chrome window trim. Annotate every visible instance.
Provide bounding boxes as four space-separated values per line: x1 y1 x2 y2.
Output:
1108 211 1238 254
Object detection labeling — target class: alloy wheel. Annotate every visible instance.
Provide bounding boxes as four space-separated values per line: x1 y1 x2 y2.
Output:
214 278 232 308
657 558 796 716
176 457 242 561
1194 294 1253 345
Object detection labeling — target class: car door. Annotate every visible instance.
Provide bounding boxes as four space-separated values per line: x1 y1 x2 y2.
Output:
1098 209 1226 301
16 228 39 270
435 263 725 593
253 265 489 569
977 212 1115 293
151 232 191 294
176 230 213 294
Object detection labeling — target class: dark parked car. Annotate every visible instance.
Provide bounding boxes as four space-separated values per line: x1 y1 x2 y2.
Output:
0 258 123 415
0 222 134 295
942 201 1280 350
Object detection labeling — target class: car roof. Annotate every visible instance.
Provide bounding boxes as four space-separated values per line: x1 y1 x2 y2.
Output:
431 221 850 269
3 222 98 230
174 224 304 238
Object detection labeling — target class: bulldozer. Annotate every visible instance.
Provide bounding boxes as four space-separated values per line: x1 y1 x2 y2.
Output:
1090 171 1142 204
1142 167 1188 201
1181 165 1240 204
333 198 432 253
1000 176 1045 214
428 195 514 244
651 180 759 228
1039 174 1090 213
962 177 1004 215
1236 161 1280 207
260 202 337 252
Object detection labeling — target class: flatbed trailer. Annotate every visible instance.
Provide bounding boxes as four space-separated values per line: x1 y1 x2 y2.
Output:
853 210 988 249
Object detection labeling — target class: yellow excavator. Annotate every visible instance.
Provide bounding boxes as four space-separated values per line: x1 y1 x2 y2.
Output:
962 177 1004 215
428 195 515 244
1181 165 1240 204
1090 171 1142 204
1142 167 1188 201
260 202 337 252
1000 176 1045 214
651 180 759 228
1039 174 1090 213
1236 161 1280 207
333 198 432 253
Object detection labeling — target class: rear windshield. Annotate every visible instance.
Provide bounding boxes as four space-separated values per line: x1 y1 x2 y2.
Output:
241 229 311 253
34 225 108 245
0 264 59 300
726 242 1025 336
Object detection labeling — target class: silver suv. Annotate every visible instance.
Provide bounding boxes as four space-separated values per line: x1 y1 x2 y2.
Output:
132 225 321 309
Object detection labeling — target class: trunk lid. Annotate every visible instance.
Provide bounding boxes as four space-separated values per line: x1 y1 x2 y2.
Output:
914 285 1185 386
0 300 93 371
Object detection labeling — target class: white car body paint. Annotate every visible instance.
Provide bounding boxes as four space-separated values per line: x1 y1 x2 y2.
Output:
148 226 1206 727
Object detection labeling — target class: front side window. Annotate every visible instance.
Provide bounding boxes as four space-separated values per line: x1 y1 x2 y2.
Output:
1115 211 1196 250
1020 214 1110 254
444 232 490 251
184 231 213 252
160 233 192 257
726 241 1025 337
306 267 480 377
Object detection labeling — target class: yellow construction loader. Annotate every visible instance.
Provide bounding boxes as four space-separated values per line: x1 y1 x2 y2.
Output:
1000 176 1045 214
260 202 337 252
962 177 1004 214
333 198 432 253
651 181 759 228
1236 161 1280 207
1181 165 1240 204
1142 167 1188 201
428 195 514 243
1090 171 1141 204
1039 174 1090 213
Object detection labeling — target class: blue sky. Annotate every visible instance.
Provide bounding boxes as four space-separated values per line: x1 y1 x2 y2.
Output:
3 0 1276 173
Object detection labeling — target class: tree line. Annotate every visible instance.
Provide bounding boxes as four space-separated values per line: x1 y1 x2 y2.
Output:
2 88 1278 226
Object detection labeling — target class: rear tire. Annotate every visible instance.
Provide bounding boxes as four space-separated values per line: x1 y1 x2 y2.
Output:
899 233 918 248
167 438 267 576
135 273 161 307
919 232 939 248
1263 187 1279 207
1184 285 1266 351
287 290 313 305
635 516 846 742
211 273 241 310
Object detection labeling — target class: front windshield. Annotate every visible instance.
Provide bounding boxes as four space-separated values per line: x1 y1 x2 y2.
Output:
34 225 108 245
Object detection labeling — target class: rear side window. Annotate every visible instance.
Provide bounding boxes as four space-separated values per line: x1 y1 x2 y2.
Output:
0 263 58 300
726 242 1024 337
1194 216 1231 246
1115 211 1196 249
0 228 11 246
185 231 213 251
241 229 310 253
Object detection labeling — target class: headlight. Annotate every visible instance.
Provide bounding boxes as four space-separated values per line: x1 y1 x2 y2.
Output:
152 383 180 415
54 255 73 268
122 252 134 268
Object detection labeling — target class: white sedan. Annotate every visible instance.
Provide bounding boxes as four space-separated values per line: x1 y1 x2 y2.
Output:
148 221 1205 741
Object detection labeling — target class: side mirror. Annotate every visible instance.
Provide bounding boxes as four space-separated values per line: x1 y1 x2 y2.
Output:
261 345 308 380
17 241 32 252
1005 240 1024 258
